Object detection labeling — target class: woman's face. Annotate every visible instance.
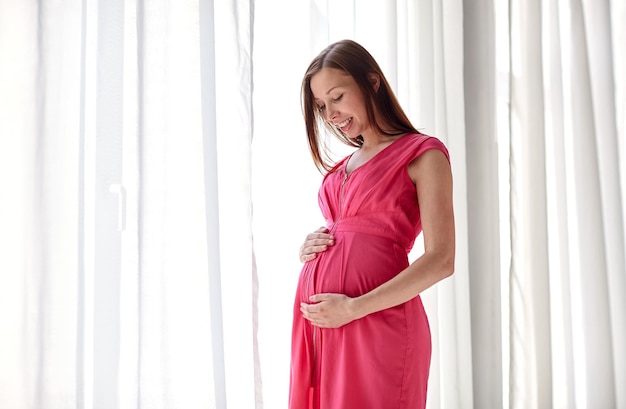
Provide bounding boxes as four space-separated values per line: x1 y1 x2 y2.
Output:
310 67 372 139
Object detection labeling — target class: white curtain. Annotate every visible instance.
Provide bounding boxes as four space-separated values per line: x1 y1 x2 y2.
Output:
504 0 626 408
464 0 626 408
0 0 258 408
2 0 625 408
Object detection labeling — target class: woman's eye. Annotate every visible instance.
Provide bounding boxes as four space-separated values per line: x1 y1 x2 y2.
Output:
332 94 343 102
317 105 326 112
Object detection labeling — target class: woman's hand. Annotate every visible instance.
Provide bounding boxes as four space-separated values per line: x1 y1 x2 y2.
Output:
299 226 334 263
300 293 360 328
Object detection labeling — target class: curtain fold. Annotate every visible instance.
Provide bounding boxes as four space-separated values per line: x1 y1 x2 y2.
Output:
198 0 226 407
582 1 626 405
0 1 83 406
213 0 258 407
508 0 552 407
462 1 503 408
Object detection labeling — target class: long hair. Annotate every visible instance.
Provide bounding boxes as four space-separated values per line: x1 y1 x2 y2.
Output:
301 39 420 173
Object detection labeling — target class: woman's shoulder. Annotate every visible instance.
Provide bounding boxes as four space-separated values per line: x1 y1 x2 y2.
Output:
398 133 450 161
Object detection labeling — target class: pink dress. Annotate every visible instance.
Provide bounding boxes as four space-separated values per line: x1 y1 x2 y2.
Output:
289 133 450 409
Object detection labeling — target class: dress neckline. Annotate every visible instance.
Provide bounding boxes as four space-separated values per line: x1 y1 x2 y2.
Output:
344 133 411 177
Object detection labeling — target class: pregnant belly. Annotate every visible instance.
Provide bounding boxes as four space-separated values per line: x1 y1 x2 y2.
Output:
310 231 409 297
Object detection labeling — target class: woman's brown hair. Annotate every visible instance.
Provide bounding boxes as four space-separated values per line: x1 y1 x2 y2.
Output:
301 39 420 173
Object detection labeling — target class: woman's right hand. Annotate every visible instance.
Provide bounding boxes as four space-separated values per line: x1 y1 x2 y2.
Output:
299 226 335 263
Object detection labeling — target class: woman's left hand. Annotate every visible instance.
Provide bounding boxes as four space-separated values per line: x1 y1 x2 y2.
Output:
300 293 360 328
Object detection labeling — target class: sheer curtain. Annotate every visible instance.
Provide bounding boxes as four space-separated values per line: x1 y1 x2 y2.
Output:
0 0 257 408
465 0 626 408
504 0 626 408
2 0 625 408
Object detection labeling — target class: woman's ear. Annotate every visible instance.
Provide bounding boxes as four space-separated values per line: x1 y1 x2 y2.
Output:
368 72 380 92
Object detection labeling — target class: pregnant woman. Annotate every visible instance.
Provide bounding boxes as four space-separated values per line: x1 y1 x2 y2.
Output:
289 39 456 409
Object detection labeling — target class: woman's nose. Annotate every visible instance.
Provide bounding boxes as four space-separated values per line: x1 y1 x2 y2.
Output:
325 106 338 121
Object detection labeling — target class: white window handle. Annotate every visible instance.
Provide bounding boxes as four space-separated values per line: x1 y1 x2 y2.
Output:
108 184 126 232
